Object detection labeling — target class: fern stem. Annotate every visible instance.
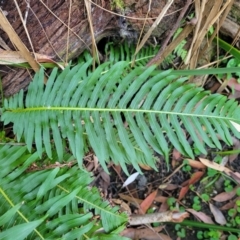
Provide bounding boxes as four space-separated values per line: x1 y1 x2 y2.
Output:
0 187 45 240
9 107 238 122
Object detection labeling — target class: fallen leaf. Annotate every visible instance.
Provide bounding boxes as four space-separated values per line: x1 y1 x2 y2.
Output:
199 158 231 175
187 209 214 224
173 148 182 161
112 199 131 214
185 159 206 169
139 163 152 170
178 171 204 200
140 190 157 214
113 164 122 175
0 49 54 65
159 183 179 191
99 169 110 193
159 200 169 212
122 172 139 188
227 77 240 91
178 185 189 201
99 170 110 186
189 171 205 185
155 195 168 203
209 203 227 225
220 197 240 210
93 155 99 171
229 172 240 184
212 187 237 202
120 226 171 240
118 193 142 207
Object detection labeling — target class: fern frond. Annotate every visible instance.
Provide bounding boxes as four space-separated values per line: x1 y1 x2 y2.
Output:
2 60 240 173
0 145 127 239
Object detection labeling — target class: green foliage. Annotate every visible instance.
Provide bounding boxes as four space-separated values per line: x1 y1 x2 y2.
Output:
182 159 192 172
102 42 174 68
192 196 201 211
0 145 127 239
175 224 186 238
2 43 240 239
2 54 240 174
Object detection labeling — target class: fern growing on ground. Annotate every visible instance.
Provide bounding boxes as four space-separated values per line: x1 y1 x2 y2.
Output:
2 57 240 173
0 145 127 239
1 44 240 239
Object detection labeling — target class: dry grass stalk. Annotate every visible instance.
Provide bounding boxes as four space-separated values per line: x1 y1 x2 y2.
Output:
0 8 39 72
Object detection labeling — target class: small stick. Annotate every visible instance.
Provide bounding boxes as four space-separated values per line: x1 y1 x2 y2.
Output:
129 211 189 225
147 0 192 66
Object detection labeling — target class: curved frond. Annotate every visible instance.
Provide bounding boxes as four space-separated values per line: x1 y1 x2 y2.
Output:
0 145 127 239
2 60 240 173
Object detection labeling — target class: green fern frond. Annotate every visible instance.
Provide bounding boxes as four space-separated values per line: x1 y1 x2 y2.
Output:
0 145 127 239
2 60 240 173
104 41 160 66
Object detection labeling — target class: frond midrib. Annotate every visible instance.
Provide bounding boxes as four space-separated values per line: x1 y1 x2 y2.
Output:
57 185 127 221
9 107 238 122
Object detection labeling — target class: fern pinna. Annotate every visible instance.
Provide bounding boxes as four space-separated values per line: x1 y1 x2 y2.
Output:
2 59 240 174
0 145 127 239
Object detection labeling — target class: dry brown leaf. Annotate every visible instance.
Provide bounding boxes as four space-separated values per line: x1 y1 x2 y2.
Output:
199 158 231 175
155 195 168 203
220 197 240 210
118 193 142 207
159 183 179 191
139 190 157 214
120 226 171 240
112 199 131 214
187 209 214 224
178 171 204 200
209 203 227 225
0 50 54 65
93 155 99 171
227 77 240 91
229 172 240 184
159 201 169 212
99 170 110 187
185 159 206 169
212 187 237 202
172 148 182 161
113 164 122 175
200 158 240 184
139 163 152 170
0 9 39 72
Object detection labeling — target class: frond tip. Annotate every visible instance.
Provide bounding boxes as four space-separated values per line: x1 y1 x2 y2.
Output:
2 59 240 173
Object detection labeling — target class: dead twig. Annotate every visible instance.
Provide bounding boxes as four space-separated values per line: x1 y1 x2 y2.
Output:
147 0 192 67
129 211 189 225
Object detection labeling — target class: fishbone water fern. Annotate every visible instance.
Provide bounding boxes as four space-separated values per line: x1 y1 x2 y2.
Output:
1 46 240 239
2 57 240 174
0 145 127 239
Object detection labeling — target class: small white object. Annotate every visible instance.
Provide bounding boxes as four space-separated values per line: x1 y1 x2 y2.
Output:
230 120 240 132
122 172 139 188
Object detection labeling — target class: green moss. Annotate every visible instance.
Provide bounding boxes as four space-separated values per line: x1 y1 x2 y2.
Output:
111 0 125 10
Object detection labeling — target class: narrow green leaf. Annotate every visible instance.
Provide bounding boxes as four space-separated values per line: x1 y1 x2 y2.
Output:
0 203 22 225
0 218 44 240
